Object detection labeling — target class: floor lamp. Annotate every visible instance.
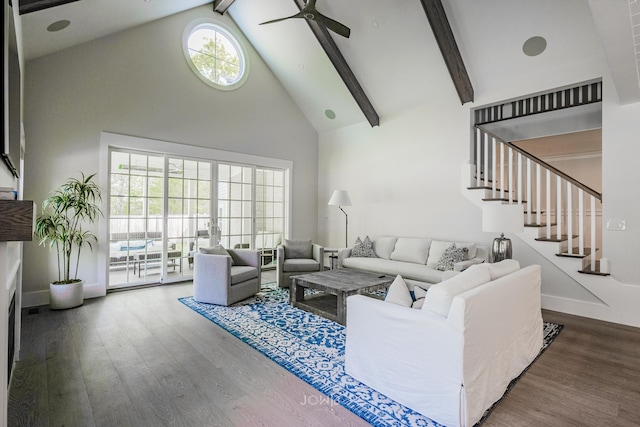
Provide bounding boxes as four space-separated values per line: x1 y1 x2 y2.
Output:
328 190 352 247
482 203 524 262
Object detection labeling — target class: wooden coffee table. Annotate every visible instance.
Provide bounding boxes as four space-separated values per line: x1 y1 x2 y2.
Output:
290 269 393 325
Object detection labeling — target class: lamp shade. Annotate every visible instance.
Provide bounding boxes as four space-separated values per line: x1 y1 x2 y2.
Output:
482 203 524 233
328 190 352 206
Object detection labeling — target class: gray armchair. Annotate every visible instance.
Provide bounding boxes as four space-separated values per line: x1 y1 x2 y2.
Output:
193 248 261 306
277 239 324 288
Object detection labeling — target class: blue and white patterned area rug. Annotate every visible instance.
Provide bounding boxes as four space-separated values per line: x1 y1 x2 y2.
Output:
179 283 563 427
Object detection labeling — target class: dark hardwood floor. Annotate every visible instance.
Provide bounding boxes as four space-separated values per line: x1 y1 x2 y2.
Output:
8 271 640 426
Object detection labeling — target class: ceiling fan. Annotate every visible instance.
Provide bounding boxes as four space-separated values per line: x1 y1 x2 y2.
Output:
259 0 351 38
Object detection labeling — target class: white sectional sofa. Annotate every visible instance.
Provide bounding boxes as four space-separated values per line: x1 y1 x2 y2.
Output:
345 260 544 427
338 236 489 289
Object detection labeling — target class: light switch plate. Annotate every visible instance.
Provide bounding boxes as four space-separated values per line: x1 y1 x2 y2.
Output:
606 220 626 231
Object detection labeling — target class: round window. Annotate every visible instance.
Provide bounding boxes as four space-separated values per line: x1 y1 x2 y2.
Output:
183 20 248 90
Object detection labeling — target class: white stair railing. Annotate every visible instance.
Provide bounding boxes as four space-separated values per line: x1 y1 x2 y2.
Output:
472 127 603 272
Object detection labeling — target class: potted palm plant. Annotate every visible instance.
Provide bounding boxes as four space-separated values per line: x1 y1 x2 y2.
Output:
34 173 103 309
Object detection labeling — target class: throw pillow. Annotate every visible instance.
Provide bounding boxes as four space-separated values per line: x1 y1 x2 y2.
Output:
426 240 454 268
411 285 428 309
384 275 413 307
352 236 376 257
283 239 313 259
199 245 234 265
412 298 426 309
434 244 468 271
455 242 477 260
413 286 428 300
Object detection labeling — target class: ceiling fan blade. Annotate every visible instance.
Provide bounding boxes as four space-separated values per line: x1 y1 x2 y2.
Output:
260 11 305 26
312 12 351 38
304 0 317 11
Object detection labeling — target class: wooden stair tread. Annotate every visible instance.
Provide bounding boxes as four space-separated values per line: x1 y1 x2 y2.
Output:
482 198 527 203
535 234 577 243
556 248 593 258
525 223 556 228
579 263 610 276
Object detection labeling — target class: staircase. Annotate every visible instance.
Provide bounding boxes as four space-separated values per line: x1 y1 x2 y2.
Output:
468 127 606 276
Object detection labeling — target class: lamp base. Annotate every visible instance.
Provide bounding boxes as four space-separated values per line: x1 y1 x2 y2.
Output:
491 233 512 262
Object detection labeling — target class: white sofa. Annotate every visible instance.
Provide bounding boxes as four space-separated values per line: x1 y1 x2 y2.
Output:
345 261 543 427
338 236 489 289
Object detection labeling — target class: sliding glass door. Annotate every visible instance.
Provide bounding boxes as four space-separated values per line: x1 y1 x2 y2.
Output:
109 151 168 287
108 148 288 288
167 158 212 278
255 168 285 269
217 163 253 250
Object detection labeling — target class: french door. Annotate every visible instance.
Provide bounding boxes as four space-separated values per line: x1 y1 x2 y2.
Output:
216 164 285 269
108 150 286 288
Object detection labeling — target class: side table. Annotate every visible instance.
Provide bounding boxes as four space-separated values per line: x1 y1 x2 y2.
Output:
324 248 340 270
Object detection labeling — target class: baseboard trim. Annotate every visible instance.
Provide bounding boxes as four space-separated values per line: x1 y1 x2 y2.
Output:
22 290 49 308
541 294 640 328
22 282 106 308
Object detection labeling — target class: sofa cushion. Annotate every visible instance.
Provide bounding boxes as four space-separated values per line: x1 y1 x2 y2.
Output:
486 259 520 280
434 244 468 271
199 245 234 265
230 265 258 285
352 236 376 257
284 239 313 259
384 275 414 307
283 258 321 273
372 236 398 260
342 257 445 284
390 238 431 264
426 240 454 268
423 263 491 317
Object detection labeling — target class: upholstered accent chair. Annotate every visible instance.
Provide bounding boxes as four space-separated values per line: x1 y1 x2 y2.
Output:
276 239 324 288
193 248 261 306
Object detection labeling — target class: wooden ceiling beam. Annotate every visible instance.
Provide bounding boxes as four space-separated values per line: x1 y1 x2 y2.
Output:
17 0 80 15
213 0 236 15
215 0 379 126
419 0 474 104
293 0 379 127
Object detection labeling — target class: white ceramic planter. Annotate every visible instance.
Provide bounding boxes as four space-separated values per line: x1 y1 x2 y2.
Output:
49 280 84 310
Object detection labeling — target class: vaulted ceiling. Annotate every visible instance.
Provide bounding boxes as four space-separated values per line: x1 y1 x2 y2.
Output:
16 0 640 133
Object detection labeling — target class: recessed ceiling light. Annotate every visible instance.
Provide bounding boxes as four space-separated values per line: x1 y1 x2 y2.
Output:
522 36 547 57
325 109 336 120
47 20 70 32
371 20 379 28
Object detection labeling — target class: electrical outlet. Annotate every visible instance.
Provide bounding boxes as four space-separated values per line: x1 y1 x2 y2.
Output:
606 220 626 231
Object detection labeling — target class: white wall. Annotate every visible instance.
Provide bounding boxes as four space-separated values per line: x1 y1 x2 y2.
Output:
601 76 640 284
22 6 319 299
319 99 484 248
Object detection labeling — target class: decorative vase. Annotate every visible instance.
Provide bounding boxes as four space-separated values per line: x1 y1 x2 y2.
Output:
49 280 84 310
